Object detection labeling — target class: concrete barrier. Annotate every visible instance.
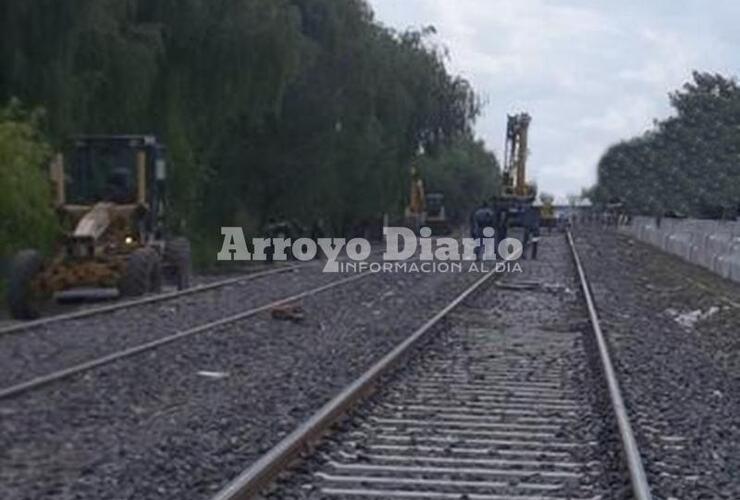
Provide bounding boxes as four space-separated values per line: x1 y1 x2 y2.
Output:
715 240 740 280
619 217 740 283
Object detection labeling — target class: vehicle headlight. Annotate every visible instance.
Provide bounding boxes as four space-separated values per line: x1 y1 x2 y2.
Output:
125 236 135 245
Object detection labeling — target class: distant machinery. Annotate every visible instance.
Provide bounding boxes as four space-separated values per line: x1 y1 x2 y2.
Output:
404 165 426 232
404 165 451 235
495 113 537 229
538 192 556 229
502 113 536 201
424 192 451 235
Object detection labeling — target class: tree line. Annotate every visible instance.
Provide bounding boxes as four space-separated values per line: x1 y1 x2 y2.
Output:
0 0 500 263
591 72 740 219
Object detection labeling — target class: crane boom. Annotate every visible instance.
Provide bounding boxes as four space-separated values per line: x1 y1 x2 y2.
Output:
502 113 532 198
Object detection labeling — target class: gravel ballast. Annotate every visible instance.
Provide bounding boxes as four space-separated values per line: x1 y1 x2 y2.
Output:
574 227 739 499
1 264 484 499
0 263 337 388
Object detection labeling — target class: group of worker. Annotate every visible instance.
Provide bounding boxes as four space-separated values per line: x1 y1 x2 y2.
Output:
470 200 540 260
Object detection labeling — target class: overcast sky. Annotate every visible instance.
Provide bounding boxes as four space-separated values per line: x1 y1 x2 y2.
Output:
369 0 740 199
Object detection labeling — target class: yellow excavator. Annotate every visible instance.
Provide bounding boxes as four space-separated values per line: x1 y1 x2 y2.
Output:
404 165 451 235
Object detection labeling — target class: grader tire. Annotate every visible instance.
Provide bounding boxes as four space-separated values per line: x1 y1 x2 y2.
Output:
165 237 191 290
8 249 44 320
119 248 161 297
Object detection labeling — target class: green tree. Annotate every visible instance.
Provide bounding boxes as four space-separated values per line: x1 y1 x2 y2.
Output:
0 0 496 262
0 99 58 258
593 72 740 218
417 135 500 221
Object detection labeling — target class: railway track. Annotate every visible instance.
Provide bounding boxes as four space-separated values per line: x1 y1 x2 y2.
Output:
0 269 372 400
211 232 652 500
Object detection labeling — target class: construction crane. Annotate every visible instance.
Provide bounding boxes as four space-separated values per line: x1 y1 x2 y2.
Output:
493 113 537 229
490 112 541 258
502 112 535 200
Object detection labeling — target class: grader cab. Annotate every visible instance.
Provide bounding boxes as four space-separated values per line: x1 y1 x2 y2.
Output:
7 135 191 319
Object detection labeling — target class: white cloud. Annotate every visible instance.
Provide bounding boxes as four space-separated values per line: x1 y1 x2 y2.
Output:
577 96 658 135
369 0 740 197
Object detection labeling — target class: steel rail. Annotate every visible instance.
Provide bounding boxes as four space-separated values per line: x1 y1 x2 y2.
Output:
210 269 497 500
0 264 307 336
567 230 653 500
0 271 371 400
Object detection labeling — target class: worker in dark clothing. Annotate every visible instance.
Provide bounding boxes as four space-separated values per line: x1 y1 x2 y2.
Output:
471 201 495 260
521 206 540 260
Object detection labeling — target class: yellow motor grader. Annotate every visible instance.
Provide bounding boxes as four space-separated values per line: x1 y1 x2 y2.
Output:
7 135 191 319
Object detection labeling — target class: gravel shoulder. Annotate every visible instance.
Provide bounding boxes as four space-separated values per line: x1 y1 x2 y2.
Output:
0 265 484 499
574 228 739 499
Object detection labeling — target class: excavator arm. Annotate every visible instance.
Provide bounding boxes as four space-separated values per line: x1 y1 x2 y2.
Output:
503 113 532 198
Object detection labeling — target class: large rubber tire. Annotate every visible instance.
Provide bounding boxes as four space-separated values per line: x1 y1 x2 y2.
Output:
119 248 161 297
8 249 44 320
164 237 191 290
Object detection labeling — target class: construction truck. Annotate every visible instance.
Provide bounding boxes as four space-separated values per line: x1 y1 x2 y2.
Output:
7 135 191 319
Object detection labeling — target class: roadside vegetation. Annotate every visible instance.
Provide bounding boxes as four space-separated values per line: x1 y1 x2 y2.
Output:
0 100 58 300
591 72 740 218
0 0 499 266
0 100 58 258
